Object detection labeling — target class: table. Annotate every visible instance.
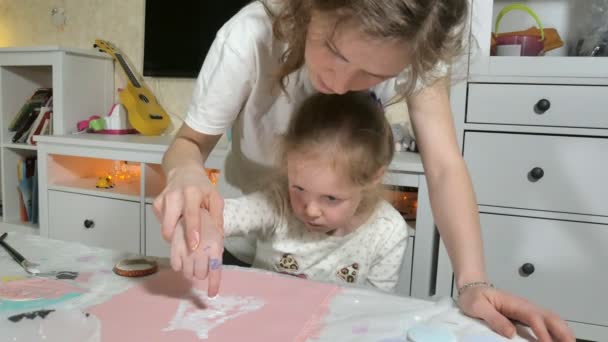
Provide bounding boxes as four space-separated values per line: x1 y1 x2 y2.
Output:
0 232 528 341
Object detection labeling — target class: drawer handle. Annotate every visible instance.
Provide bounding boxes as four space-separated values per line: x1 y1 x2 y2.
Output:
520 263 535 276
528 167 544 182
534 99 551 114
83 219 95 229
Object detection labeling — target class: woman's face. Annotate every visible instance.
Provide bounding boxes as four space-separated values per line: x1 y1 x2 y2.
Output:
305 12 411 94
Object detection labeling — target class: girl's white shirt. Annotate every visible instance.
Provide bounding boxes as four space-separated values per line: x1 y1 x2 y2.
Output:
223 185 410 292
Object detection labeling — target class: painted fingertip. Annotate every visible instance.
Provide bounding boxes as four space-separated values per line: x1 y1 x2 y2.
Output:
209 258 222 270
207 295 218 301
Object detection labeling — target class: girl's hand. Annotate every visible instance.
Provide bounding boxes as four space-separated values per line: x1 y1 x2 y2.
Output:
458 286 575 342
170 209 224 297
153 164 224 251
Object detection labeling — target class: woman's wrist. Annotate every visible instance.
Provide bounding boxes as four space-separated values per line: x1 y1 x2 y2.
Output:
166 162 206 179
457 281 494 296
455 270 488 290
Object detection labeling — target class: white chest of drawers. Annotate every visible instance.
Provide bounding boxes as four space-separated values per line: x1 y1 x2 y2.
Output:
444 80 608 341
438 2 608 340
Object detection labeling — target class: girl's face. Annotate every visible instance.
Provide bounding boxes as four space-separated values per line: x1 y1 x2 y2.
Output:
287 151 366 235
305 12 411 94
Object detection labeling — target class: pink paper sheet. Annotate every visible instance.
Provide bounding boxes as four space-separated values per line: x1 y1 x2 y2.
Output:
88 268 340 341
0 277 84 300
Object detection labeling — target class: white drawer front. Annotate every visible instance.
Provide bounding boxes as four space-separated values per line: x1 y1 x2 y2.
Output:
480 213 608 326
467 83 608 128
48 191 140 253
145 204 169 257
464 132 608 216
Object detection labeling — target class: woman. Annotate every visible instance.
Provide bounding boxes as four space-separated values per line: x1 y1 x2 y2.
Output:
153 1 574 340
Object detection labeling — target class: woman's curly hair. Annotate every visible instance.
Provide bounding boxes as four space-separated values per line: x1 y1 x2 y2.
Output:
265 0 468 97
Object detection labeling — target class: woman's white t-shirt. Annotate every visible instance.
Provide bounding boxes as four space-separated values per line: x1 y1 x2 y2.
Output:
185 1 400 192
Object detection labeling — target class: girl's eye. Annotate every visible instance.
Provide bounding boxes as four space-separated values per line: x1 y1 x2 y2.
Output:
293 185 304 192
324 195 340 203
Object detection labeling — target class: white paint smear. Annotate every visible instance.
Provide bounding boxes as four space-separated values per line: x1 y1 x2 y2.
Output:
163 289 264 339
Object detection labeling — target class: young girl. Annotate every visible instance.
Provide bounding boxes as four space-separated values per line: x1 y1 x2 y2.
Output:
155 1 573 340
171 91 408 292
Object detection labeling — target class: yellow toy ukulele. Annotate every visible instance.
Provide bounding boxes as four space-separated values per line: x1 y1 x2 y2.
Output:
94 39 169 136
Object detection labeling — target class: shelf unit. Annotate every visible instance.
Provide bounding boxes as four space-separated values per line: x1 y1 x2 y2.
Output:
470 0 608 83
442 1 608 340
0 46 114 233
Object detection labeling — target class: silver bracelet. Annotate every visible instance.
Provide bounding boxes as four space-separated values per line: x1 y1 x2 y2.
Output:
457 281 494 296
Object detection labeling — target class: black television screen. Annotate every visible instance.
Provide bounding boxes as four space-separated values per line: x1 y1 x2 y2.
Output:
143 1 251 78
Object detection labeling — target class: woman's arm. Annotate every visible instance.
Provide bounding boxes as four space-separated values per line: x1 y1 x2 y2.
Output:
409 79 574 341
154 11 256 248
155 125 224 249
408 78 486 288
162 124 222 177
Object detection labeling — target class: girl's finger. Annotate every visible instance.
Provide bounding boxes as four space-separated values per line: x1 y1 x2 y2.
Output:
183 188 204 250
161 193 184 242
207 191 225 233
207 254 223 298
193 251 210 281
170 239 183 272
181 249 195 279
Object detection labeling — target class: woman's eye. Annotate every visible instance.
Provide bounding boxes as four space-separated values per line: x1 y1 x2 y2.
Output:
293 185 304 192
326 41 347 62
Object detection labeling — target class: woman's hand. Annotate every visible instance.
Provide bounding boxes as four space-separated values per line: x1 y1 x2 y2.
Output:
153 163 224 251
170 209 224 297
458 286 575 341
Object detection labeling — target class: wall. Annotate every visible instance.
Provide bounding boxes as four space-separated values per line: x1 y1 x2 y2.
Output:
0 0 191 134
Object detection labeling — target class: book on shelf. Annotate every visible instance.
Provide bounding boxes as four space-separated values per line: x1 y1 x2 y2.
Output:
9 88 52 132
31 161 39 224
9 88 53 144
26 108 52 145
12 108 40 143
16 156 37 223
17 190 27 222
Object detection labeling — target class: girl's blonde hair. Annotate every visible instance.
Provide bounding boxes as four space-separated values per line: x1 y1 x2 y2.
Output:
268 0 468 97
280 91 394 209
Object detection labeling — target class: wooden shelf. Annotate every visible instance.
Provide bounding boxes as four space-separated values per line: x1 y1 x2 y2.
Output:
3 143 38 150
49 178 140 202
470 1 608 81
3 219 39 234
389 151 423 173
